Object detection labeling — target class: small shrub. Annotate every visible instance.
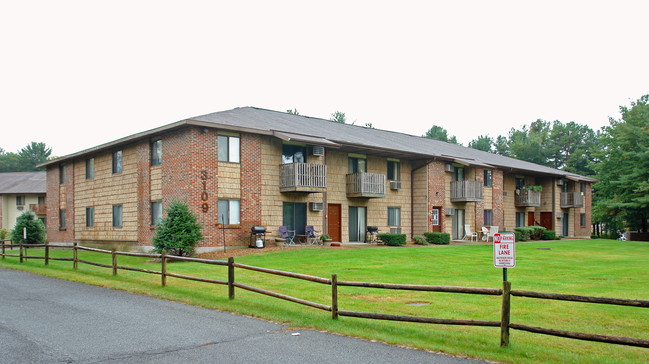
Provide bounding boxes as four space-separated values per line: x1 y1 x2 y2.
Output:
377 233 407 246
413 235 429 245
541 230 558 240
11 211 46 245
423 232 450 245
152 201 203 257
514 227 533 241
0 228 10 241
530 226 546 240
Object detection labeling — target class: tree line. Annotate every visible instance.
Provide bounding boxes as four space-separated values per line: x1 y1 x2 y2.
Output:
0 142 52 172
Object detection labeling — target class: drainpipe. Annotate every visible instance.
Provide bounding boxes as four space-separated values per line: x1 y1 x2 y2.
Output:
322 151 328 236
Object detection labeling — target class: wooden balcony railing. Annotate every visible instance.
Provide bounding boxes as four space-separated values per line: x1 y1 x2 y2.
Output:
561 192 584 208
515 190 541 207
450 180 484 202
29 204 47 215
346 172 385 198
280 163 327 193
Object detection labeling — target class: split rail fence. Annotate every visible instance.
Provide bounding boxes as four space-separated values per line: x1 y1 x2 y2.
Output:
2 240 648 349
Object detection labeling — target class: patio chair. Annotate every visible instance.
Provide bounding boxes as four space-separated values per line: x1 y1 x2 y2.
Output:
305 225 321 245
488 225 499 242
279 226 296 245
463 224 478 242
481 226 489 241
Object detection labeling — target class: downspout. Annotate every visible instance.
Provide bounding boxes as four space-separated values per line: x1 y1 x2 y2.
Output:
322 151 328 237
411 159 434 239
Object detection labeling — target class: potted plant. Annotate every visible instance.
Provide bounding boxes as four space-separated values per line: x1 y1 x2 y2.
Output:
320 234 332 245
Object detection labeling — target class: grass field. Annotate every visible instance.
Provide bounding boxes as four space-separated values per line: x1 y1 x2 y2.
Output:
1 239 648 363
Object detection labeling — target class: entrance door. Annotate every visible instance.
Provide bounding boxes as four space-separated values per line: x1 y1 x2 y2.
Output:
349 206 367 242
283 202 307 236
540 212 553 231
528 212 535 226
452 209 465 240
432 207 442 232
327 204 342 242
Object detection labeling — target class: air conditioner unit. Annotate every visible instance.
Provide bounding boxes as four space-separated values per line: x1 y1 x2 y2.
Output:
557 179 564 186
445 208 455 216
445 164 454 173
17 205 24 211
389 227 402 234
311 146 325 156
389 180 402 190
309 202 324 211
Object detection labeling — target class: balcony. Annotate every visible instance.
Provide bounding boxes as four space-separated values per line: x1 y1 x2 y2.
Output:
515 189 541 207
450 180 484 202
561 192 584 208
346 172 385 198
280 163 327 193
30 203 47 215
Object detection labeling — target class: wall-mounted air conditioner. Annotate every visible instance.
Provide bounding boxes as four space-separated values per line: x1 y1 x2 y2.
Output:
17 205 24 211
389 180 402 190
311 146 325 156
445 208 455 216
557 179 564 186
389 227 402 234
309 202 324 211
445 164 454 173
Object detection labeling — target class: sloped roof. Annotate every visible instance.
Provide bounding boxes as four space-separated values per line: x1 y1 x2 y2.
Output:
0 172 47 194
39 107 596 182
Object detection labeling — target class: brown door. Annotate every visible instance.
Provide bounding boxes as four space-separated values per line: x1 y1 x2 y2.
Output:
540 212 553 231
432 207 442 232
327 204 342 242
528 212 535 226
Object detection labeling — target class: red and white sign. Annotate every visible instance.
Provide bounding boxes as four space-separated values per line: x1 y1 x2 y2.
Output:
493 233 516 268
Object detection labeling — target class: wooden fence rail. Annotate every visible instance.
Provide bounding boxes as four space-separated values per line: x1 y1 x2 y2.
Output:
1 241 648 349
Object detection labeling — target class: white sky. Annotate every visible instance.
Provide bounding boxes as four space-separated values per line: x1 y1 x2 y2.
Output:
1 1 648 157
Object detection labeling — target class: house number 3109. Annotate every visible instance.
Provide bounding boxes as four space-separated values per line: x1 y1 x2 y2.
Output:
200 170 209 213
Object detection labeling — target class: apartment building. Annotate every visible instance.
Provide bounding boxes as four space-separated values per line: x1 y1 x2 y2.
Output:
0 172 47 231
39 107 595 250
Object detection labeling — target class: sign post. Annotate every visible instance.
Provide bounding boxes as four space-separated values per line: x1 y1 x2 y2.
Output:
493 233 516 281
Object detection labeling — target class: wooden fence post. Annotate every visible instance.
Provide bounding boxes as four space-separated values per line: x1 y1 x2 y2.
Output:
228 257 235 300
161 250 167 287
19 241 23 263
332 274 338 320
2 240 5 260
501 280 511 347
45 241 49 265
112 249 117 276
73 242 78 269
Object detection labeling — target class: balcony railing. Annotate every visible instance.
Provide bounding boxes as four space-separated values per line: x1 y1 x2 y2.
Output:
346 172 385 198
561 192 584 208
279 162 327 193
450 180 484 202
29 203 47 215
515 189 541 207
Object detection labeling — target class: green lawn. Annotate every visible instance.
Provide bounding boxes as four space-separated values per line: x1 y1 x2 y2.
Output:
1 239 648 363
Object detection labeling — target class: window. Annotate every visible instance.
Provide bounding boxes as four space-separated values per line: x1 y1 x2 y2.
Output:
112 204 123 227
151 140 162 166
348 156 367 173
218 135 240 163
112 150 123 174
484 170 492 187
515 212 525 228
86 207 94 228
59 165 66 184
388 207 401 227
16 196 25 206
151 201 163 225
282 144 306 164
60 209 66 229
387 160 400 181
283 202 307 235
581 183 586 194
432 209 440 226
217 199 240 225
86 158 94 179
38 196 46 204
515 177 525 189
453 166 465 181
580 213 586 227
484 209 493 226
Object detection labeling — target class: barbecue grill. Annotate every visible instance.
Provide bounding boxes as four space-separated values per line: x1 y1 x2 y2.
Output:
365 226 379 243
249 226 267 248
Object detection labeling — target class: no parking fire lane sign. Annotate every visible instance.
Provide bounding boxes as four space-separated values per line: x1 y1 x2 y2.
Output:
493 233 516 268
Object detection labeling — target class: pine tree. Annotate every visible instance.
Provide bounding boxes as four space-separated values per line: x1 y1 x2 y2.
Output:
152 201 203 257
11 211 46 244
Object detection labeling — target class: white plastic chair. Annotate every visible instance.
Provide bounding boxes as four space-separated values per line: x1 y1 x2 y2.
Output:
487 225 499 242
481 226 489 241
463 225 478 242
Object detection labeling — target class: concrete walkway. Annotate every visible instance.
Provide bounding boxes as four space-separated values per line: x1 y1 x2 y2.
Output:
0 268 487 364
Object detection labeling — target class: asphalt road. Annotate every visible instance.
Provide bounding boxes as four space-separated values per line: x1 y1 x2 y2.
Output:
0 268 487 363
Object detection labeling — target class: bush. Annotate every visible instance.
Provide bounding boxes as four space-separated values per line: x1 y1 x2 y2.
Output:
530 226 546 240
413 235 429 245
423 232 450 245
11 211 46 245
541 230 558 240
514 227 533 241
152 201 203 257
377 233 407 246
0 228 10 241
503 230 522 242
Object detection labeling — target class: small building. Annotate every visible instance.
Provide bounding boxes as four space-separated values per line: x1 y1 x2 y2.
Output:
0 172 47 232
38 107 595 250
